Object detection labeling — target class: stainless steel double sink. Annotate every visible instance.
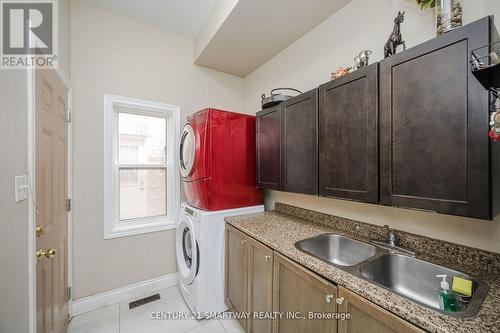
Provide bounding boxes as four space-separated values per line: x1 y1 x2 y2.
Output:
295 234 489 317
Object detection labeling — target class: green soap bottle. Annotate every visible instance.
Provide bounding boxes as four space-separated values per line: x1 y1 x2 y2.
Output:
436 275 457 312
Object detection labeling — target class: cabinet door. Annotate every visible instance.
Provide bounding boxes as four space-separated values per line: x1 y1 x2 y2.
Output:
225 225 248 331
273 253 337 333
338 287 424 333
319 64 378 203
281 89 318 195
380 17 491 219
248 239 273 333
256 106 282 190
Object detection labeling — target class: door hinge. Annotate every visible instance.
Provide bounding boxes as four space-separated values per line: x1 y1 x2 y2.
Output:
66 198 71 212
67 110 72 123
67 287 72 301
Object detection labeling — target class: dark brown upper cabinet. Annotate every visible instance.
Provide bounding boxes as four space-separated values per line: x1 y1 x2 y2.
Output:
256 105 282 190
380 17 498 219
319 63 379 203
281 89 319 195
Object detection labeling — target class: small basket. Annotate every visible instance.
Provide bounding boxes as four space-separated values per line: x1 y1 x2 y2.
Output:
470 40 500 90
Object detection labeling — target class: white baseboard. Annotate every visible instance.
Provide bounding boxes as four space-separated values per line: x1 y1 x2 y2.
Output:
72 273 178 316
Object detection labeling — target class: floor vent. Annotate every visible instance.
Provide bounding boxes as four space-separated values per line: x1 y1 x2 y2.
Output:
129 293 161 309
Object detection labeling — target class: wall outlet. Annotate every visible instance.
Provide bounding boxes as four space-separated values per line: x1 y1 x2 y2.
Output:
15 175 28 203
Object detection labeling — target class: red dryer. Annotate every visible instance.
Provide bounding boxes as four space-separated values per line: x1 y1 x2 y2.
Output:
179 108 262 211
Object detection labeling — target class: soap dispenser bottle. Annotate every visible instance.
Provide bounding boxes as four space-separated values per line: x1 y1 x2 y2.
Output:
436 275 457 312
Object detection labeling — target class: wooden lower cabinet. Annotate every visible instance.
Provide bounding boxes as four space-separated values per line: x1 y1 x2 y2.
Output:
225 225 275 333
337 287 424 333
248 238 274 333
225 227 424 333
273 253 337 333
225 225 249 330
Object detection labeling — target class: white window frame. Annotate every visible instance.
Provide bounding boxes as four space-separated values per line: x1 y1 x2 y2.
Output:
104 94 180 239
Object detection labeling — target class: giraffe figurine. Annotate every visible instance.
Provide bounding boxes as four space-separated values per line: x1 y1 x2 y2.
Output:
384 11 406 58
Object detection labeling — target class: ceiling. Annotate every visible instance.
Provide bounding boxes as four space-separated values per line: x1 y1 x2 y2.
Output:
194 0 352 77
80 0 220 38
80 0 351 77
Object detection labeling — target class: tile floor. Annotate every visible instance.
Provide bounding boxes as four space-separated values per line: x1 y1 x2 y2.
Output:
68 286 246 333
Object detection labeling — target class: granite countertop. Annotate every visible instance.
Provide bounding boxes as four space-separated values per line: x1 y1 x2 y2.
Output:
225 206 500 333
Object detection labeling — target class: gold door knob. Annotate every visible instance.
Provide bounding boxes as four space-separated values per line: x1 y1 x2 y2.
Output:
46 249 56 258
36 249 46 262
36 248 56 262
36 225 45 237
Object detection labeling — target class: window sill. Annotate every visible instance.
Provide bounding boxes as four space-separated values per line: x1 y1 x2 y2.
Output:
104 217 176 239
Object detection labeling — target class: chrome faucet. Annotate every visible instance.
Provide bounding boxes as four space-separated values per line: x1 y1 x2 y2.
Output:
387 226 396 247
355 223 416 256
355 224 396 246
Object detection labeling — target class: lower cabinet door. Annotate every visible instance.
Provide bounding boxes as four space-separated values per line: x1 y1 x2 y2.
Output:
273 253 337 333
337 287 425 333
225 225 248 331
248 239 274 333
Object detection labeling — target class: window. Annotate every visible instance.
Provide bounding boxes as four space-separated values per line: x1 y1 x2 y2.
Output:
104 94 180 239
119 145 139 164
120 169 139 185
119 145 139 185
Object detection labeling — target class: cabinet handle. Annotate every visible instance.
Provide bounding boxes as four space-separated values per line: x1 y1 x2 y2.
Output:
336 297 345 305
325 294 334 303
265 255 271 262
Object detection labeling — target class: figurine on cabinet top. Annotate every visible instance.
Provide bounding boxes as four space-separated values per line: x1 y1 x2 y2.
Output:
384 11 406 58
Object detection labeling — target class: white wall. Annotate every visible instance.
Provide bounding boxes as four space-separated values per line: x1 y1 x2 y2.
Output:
244 0 500 254
71 0 246 299
0 71 29 333
59 0 72 77
194 0 239 60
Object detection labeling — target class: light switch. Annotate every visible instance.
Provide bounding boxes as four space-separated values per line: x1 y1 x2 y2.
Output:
15 175 28 203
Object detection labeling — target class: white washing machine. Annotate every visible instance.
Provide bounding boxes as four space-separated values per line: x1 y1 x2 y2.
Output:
176 202 264 317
